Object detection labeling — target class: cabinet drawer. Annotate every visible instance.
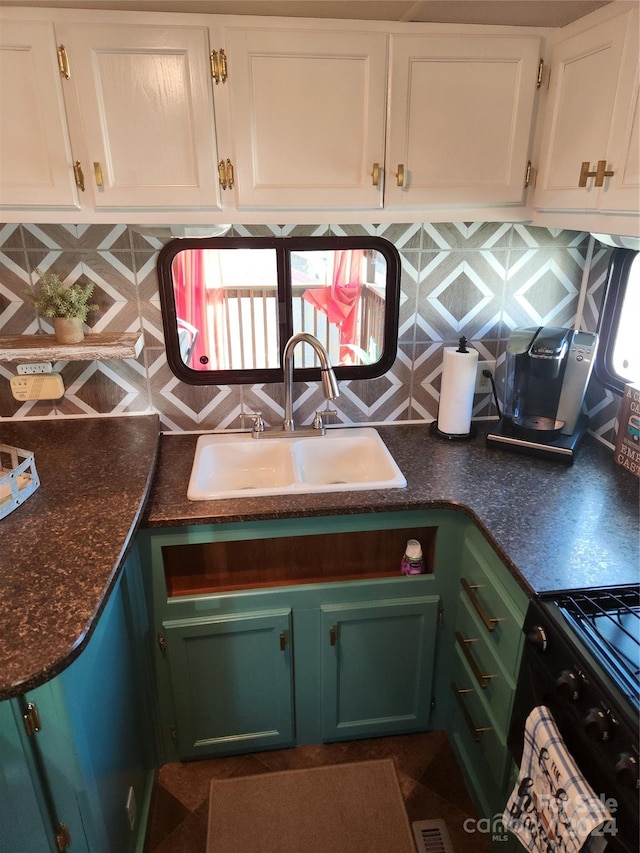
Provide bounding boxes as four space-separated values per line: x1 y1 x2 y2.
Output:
459 534 525 675
455 592 516 735
450 644 510 792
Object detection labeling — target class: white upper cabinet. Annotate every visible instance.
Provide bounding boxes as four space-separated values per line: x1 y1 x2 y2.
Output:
385 33 542 208
222 26 388 209
56 21 221 210
534 5 639 215
0 20 78 208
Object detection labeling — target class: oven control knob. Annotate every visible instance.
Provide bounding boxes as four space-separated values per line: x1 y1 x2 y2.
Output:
615 753 639 789
527 625 548 651
556 669 580 700
584 708 611 740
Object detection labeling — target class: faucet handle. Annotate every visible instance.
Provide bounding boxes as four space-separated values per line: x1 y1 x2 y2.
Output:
313 409 337 430
243 411 265 433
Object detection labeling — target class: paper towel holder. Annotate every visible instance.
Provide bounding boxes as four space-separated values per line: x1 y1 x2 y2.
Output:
429 420 477 441
430 336 478 441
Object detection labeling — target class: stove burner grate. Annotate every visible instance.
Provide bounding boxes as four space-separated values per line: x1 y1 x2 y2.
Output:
554 586 640 710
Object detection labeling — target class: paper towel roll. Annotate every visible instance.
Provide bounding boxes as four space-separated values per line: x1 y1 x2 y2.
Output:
437 345 479 435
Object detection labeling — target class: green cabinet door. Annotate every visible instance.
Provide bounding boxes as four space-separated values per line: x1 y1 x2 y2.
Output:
320 595 440 741
164 609 295 759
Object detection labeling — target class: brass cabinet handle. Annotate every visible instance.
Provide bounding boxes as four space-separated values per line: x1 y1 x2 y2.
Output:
594 159 614 187
460 578 500 633
396 164 405 188
218 159 234 190
218 49 228 84
330 626 337 646
57 44 70 79
451 681 491 743
210 49 228 84
579 161 597 187
371 162 380 187
455 631 492 689
93 162 104 188
73 160 85 192
579 160 615 188
279 631 287 651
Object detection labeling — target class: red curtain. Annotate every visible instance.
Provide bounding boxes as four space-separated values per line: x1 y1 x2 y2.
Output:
302 250 364 363
172 250 223 369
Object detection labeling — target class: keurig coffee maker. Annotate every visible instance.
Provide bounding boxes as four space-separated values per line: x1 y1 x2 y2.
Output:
487 326 598 462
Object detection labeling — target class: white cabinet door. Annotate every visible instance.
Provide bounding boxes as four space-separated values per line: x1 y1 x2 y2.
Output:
0 19 79 208
224 27 387 209
534 7 638 214
56 22 221 209
385 33 541 208
598 7 639 213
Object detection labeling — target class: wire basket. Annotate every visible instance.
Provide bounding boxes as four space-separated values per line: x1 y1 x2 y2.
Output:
0 445 40 520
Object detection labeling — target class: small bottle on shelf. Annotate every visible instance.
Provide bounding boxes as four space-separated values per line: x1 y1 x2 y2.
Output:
401 539 425 575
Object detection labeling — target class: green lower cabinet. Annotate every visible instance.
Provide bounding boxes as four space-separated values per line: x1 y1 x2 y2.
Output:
320 596 440 741
0 548 154 853
163 609 295 758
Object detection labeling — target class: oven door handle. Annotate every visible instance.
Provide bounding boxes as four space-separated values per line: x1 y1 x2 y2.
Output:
461 577 500 632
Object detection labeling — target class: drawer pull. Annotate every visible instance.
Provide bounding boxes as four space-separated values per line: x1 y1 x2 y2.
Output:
455 631 492 689
451 681 492 743
461 577 500 632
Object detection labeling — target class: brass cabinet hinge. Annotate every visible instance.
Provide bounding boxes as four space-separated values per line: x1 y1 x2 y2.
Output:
55 823 71 851
536 58 544 88
438 603 444 626
22 702 42 736
210 48 228 84
170 725 178 745
157 632 166 654
524 160 533 188
57 44 70 79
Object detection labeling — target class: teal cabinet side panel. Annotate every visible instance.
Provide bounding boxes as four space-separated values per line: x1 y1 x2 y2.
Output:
320 595 440 740
55 552 153 853
165 609 295 759
0 701 55 853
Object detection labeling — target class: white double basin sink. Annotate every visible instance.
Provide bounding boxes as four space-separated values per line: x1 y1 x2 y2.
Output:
187 427 407 500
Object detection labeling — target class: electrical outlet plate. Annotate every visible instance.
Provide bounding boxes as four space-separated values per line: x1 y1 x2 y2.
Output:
475 359 496 393
17 362 52 375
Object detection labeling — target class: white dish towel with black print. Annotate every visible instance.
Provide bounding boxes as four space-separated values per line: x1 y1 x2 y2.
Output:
503 706 613 853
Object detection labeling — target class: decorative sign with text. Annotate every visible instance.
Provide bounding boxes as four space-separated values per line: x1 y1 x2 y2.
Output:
614 383 640 478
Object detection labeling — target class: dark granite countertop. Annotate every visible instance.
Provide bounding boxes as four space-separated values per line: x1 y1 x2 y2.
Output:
145 423 639 596
0 415 159 701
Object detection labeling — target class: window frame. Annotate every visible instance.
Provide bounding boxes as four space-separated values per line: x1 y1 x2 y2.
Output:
157 235 401 386
594 247 638 395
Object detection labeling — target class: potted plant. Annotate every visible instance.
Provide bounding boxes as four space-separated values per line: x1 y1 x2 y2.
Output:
32 269 99 344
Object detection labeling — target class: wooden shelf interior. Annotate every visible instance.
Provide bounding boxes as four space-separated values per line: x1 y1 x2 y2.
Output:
0 331 144 362
162 527 437 597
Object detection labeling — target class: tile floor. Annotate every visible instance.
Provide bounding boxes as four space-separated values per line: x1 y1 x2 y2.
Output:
144 730 492 852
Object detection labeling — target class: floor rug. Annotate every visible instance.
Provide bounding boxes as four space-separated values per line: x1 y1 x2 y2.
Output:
206 757 416 853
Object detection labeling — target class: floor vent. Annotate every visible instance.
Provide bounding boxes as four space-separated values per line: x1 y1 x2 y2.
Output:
412 819 455 853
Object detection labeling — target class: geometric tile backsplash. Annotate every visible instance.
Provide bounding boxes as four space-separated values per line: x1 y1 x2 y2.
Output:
0 221 621 447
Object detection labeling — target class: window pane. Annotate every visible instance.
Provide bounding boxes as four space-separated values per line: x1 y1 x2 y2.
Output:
611 253 639 385
292 249 387 367
171 248 279 371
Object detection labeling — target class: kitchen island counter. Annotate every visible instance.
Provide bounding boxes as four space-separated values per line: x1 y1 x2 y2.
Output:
0 414 159 700
146 423 639 596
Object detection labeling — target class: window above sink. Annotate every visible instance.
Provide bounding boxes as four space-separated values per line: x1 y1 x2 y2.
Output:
157 235 401 386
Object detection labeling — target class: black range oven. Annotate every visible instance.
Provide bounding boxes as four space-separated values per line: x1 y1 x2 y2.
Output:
508 585 639 853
